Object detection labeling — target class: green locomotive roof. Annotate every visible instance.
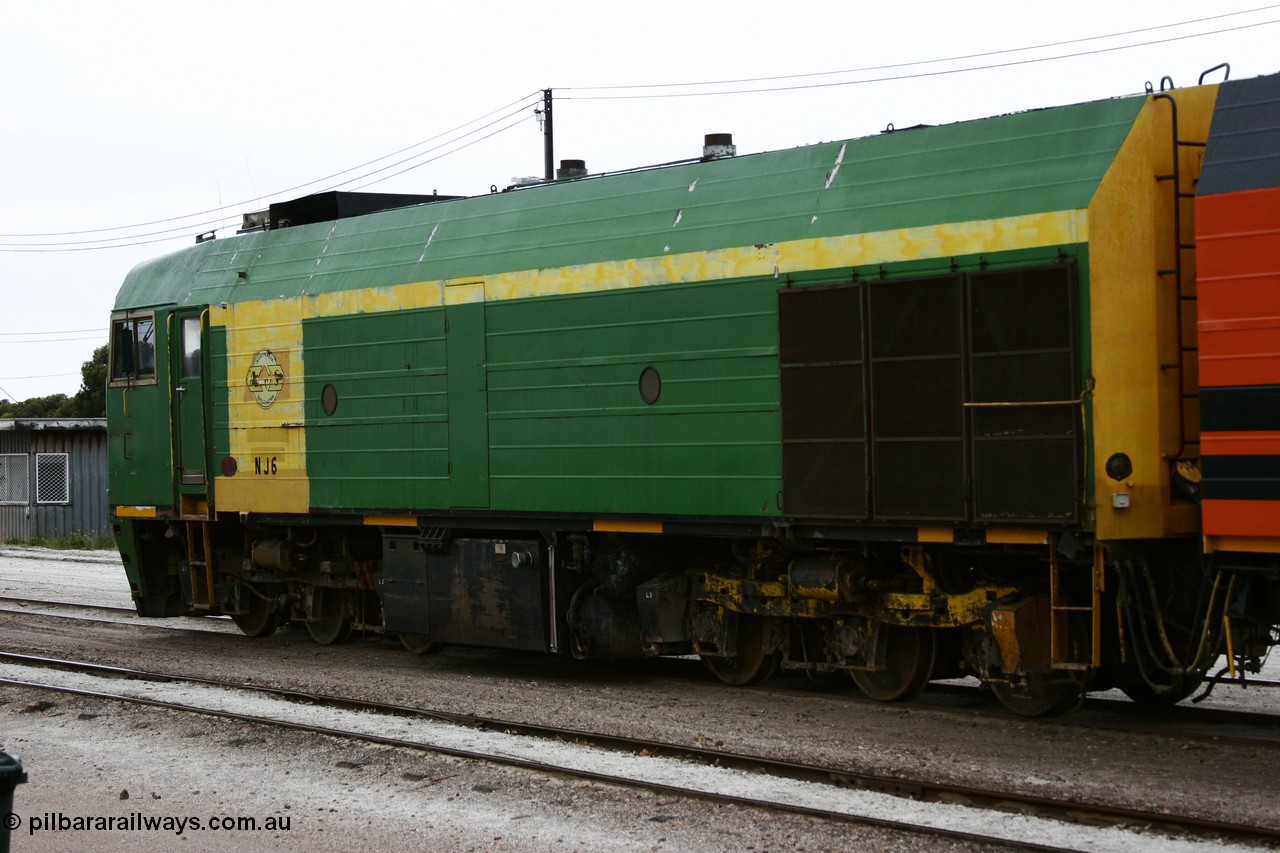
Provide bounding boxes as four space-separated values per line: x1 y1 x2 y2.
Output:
115 93 1145 311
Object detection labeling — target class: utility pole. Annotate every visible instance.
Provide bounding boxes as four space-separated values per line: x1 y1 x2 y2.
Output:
542 89 554 181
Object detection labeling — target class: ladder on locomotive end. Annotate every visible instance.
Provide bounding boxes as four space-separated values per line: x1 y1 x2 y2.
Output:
1048 540 1104 671
1153 85 1206 463
184 521 217 611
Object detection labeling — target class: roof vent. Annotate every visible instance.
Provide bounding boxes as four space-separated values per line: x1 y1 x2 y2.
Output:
240 209 269 233
702 133 736 160
556 159 588 180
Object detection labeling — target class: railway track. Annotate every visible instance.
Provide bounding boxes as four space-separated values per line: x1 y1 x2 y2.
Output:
0 595 141 617
1 651 1274 852
6 594 1279 752
767 679 1280 751
0 594 240 635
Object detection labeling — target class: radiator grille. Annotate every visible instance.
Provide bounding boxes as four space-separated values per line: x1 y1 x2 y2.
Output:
779 285 866 516
869 277 966 520
778 264 1080 525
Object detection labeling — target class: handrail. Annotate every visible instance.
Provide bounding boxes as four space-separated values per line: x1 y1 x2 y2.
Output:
963 377 1094 408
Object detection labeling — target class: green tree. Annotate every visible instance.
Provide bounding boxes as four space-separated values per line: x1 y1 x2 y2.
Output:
0 393 71 417
0 343 107 418
72 344 108 417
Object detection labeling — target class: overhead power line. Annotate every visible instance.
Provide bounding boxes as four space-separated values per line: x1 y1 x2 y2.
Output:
0 335 105 344
0 95 542 253
3 7 1277 251
561 13 1279 100
0 90 544 247
0 372 80 381
561 5 1280 93
348 112 535 192
0 328 103 336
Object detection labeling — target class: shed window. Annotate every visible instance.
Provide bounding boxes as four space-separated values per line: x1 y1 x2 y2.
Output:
111 315 156 381
35 453 70 505
0 454 28 504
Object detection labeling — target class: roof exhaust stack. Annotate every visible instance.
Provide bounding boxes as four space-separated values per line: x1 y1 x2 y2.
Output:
702 133 736 160
556 159 588 180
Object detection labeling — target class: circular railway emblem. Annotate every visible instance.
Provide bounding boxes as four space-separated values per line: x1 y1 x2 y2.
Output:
246 348 285 409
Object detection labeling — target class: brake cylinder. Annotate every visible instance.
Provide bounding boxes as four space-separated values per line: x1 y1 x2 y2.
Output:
788 558 860 602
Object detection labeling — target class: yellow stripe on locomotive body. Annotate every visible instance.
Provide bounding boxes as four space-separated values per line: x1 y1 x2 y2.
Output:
482 211 1087 302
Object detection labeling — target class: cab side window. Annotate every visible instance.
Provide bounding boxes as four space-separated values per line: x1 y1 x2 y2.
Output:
111 315 157 382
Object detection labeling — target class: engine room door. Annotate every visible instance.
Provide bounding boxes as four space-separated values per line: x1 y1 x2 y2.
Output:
171 310 209 507
445 297 490 508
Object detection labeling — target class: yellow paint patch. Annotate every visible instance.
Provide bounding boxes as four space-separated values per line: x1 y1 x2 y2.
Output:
313 282 442 317
364 515 420 527
445 280 485 304
1204 536 1280 555
594 519 664 534
114 506 158 518
917 528 954 543
985 529 1048 546
215 298 309 515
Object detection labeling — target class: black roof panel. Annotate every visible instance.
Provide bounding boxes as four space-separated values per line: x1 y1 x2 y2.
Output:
1199 72 1280 196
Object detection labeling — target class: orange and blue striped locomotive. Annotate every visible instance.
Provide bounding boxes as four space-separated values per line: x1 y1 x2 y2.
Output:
108 70 1280 715
1196 73 1280 683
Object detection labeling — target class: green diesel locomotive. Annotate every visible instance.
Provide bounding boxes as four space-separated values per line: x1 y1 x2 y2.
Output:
109 73 1280 715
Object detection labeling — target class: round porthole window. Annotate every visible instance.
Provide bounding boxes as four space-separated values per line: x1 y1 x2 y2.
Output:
321 383 339 416
639 366 662 405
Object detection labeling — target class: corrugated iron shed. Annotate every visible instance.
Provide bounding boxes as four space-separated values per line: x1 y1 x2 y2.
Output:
0 418 110 544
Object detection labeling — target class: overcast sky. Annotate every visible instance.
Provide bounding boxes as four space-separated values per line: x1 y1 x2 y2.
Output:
2 1 1277 402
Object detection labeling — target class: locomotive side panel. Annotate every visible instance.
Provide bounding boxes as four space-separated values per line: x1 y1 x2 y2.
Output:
486 277 781 518
304 305 452 513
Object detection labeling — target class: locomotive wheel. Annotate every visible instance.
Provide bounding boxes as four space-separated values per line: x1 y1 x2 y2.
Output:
399 633 441 655
851 624 936 702
230 583 284 638
305 586 354 645
991 674 1084 718
701 614 780 687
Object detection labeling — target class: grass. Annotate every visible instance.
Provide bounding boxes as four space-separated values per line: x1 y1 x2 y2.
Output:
3 533 118 551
